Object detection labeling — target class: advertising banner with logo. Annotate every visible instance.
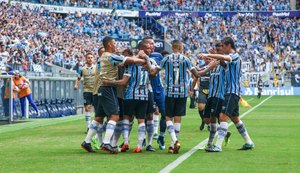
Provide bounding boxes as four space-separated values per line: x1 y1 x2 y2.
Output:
242 87 300 96
115 39 164 51
11 1 138 17
139 11 300 18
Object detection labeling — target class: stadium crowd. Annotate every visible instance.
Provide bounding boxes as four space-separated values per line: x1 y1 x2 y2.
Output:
19 0 292 11
1 1 299 81
0 2 147 73
159 14 300 82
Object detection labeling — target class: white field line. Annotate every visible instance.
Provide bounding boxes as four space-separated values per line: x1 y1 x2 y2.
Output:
159 95 273 173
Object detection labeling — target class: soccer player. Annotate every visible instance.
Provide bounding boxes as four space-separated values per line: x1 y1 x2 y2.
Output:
160 40 218 154
192 57 211 131
90 47 105 149
74 52 96 133
257 75 263 99
143 37 167 150
81 36 146 153
104 42 160 153
200 43 231 151
202 37 255 152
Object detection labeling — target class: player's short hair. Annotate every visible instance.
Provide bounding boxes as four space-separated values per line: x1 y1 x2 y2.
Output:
98 47 104 54
171 40 183 50
222 37 235 50
86 52 93 57
215 42 222 48
102 36 114 47
142 36 153 41
122 48 134 56
161 51 170 57
138 40 148 49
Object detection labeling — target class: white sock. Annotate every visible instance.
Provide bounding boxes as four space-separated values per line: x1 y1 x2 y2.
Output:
96 124 103 144
122 119 130 144
208 123 217 145
215 122 228 148
85 112 91 128
235 120 253 144
166 120 177 144
153 114 159 134
102 120 116 144
146 120 154 146
111 121 122 147
138 123 146 148
128 121 134 136
84 120 99 143
174 123 181 138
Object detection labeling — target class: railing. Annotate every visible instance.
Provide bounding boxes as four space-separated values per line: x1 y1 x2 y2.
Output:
0 75 83 124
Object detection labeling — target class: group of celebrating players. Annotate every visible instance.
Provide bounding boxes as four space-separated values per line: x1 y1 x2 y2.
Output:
76 36 255 154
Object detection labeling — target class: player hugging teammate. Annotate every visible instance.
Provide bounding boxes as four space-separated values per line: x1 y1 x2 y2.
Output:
80 36 255 154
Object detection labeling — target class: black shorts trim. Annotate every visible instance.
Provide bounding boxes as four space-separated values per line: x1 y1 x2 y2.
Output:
204 97 224 118
96 86 119 117
124 100 148 119
165 97 187 117
83 92 93 106
221 94 240 117
197 89 208 104
147 92 155 114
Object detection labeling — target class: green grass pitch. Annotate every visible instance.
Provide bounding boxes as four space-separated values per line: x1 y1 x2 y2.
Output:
0 96 300 173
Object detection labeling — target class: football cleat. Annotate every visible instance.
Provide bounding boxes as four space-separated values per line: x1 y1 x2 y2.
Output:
199 122 205 131
120 143 130 152
153 133 159 140
81 141 95 153
224 131 232 146
101 143 118 154
238 143 255 150
146 145 156 152
132 147 142 153
173 141 181 154
157 136 166 150
205 145 222 152
168 146 174 154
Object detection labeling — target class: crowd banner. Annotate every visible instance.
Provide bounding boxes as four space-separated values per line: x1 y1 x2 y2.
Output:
10 1 139 17
242 87 300 96
139 11 300 18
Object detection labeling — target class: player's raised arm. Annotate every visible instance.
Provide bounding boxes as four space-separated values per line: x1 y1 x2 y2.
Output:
199 53 232 62
74 70 82 90
190 60 219 78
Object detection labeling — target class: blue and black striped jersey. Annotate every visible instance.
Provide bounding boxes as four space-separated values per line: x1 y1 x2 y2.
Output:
124 64 150 101
208 65 226 100
224 53 242 96
160 53 194 98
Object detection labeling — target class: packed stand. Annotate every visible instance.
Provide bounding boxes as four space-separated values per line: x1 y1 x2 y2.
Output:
18 0 292 11
159 14 299 86
0 2 147 73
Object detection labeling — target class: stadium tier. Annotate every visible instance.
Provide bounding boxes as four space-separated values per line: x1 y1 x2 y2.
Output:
17 0 292 11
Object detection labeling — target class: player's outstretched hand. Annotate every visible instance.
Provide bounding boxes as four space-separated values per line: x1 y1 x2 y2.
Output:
208 49 217 54
137 50 147 59
208 60 219 69
74 85 78 91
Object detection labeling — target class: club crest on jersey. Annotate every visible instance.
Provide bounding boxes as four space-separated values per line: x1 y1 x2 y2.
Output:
222 106 226 110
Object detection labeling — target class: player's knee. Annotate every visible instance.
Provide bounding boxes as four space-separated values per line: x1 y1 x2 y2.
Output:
110 115 119 122
230 117 240 124
85 105 91 112
203 118 210 124
219 113 228 122
198 104 205 111
94 117 103 124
